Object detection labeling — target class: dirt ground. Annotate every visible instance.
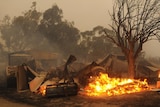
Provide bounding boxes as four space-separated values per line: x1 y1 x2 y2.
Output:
0 87 160 107
0 97 35 107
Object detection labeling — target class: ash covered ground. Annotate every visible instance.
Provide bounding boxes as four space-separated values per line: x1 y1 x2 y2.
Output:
0 87 160 107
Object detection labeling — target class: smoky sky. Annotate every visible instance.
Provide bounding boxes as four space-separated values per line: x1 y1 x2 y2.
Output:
0 0 113 31
0 0 160 57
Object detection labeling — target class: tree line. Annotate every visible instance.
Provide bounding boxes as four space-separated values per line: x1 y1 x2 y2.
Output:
1 0 160 79
0 2 116 63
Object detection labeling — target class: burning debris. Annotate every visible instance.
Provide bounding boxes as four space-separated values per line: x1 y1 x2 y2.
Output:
84 72 149 96
6 53 79 97
38 55 79 97
2 52 160 107
5 52 159 98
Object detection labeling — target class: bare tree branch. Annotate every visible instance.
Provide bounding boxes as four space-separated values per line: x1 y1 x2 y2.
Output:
103 0 160 78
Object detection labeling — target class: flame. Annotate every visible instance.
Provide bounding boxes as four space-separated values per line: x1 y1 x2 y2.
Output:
158 71 160 78
84 72 149 96
39 85 46 96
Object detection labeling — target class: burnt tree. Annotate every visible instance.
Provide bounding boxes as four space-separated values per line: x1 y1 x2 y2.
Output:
104 0 160 78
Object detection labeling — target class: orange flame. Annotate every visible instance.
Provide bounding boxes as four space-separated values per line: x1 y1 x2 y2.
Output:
84 73 149 96
39 85 46 96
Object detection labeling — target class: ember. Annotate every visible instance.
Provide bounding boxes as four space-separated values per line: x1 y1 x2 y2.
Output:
84 73 149 96
39 85 46 96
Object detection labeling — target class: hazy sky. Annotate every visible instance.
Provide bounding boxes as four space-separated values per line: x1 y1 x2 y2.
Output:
0 0 113 31
0 0 160 57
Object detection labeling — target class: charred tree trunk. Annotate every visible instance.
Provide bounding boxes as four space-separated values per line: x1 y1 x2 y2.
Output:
127 47 135 79
125 41 136 79
121 40 136 79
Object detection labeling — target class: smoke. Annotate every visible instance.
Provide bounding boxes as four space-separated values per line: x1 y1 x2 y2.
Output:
0 62 7 88
0 29 66 88
29 32 65 60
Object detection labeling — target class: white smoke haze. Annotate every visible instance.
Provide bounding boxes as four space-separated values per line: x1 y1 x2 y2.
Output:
0 28 67 88
0 61 7 88
0 0 160 57
0 0 160 88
